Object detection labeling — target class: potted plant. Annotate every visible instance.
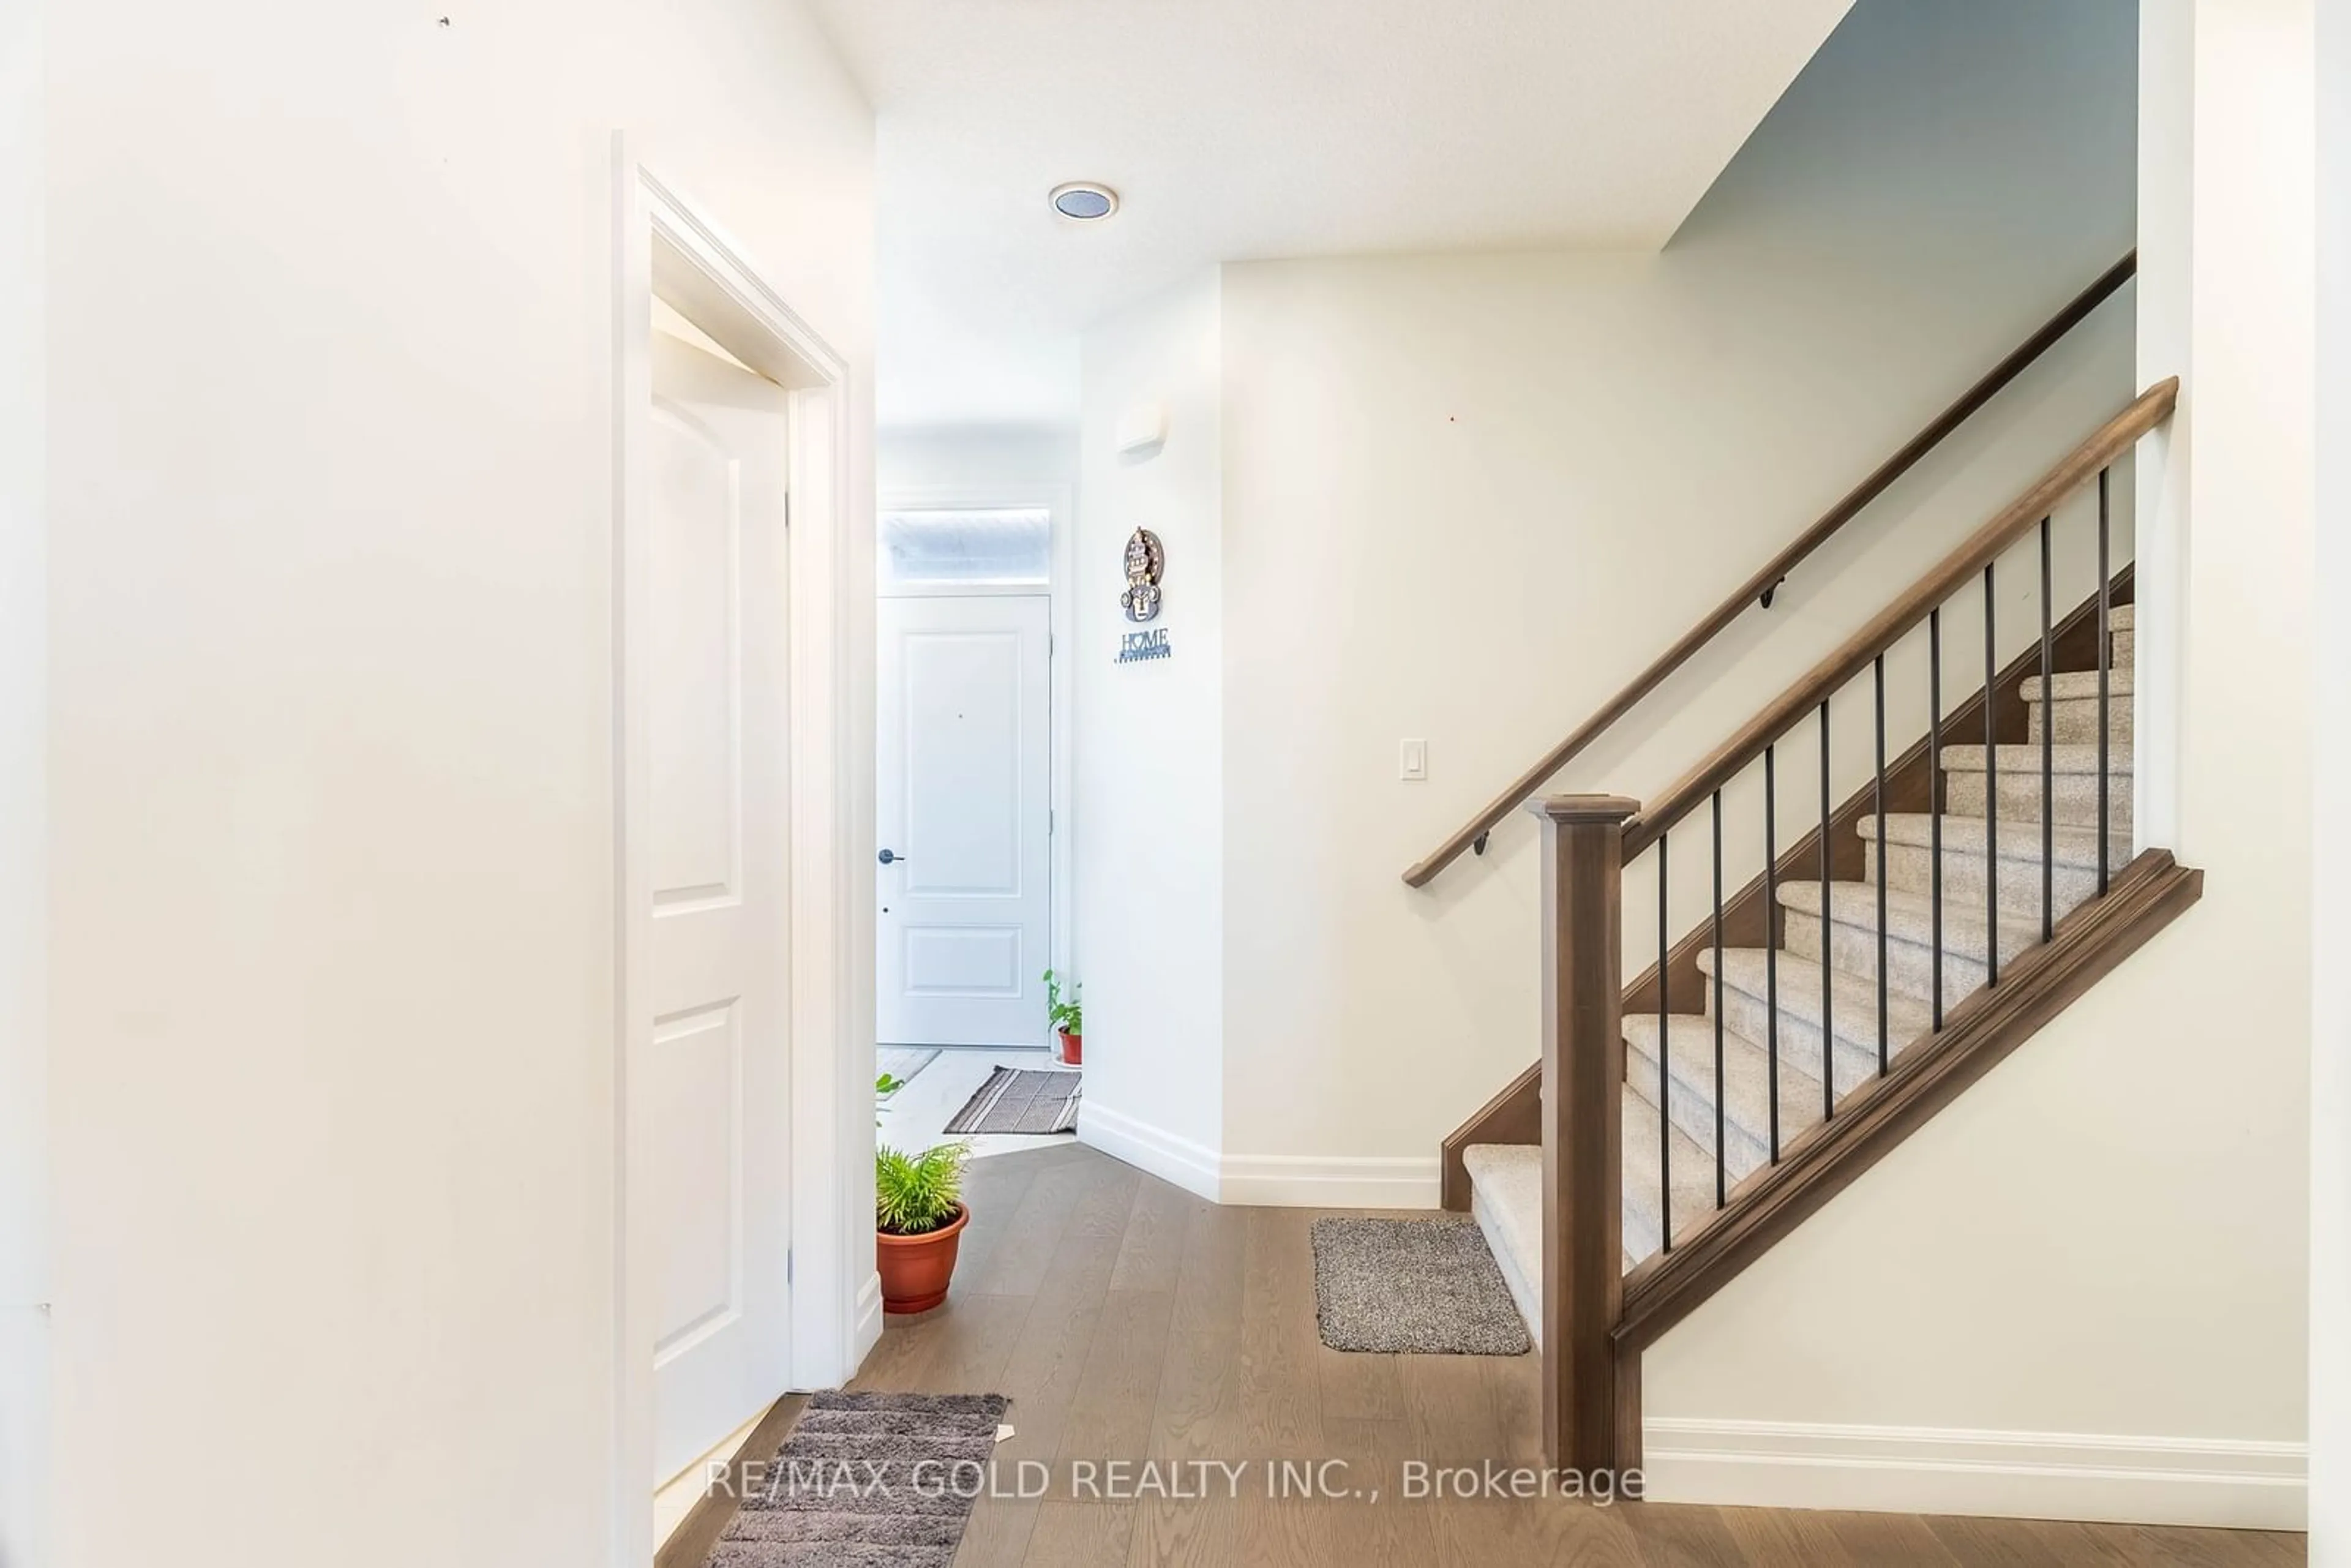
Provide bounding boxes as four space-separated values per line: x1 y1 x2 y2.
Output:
1044 968 1082 1067
875 1140 972 1315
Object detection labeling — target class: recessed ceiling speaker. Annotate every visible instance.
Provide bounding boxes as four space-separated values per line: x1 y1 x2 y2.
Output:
1050 182 1119 221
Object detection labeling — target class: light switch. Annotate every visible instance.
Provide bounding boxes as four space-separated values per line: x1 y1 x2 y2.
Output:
1400 738 1428 781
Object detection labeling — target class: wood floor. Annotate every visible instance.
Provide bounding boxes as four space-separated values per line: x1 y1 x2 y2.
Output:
836 1142 2302 1568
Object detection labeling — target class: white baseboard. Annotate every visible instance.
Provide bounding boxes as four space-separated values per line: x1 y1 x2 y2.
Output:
1076 1103 1441 1209
1643 1416 2307 1530
1076 1100 1221 1201
1220 1152 1439 1209
850 1271 883 1371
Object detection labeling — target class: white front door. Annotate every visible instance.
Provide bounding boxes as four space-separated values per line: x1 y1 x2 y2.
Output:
876 594 1053 1046
644 329 792 1484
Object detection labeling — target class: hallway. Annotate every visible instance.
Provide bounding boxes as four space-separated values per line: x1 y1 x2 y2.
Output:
839 1145 2304 1567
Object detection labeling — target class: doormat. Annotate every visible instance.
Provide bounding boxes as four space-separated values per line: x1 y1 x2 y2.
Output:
1310 1216 1531 1355
703 1391 1011 1567
942 1067 1081 1136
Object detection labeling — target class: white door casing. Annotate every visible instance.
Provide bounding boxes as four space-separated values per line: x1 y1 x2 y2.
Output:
876 595 1052 1046
614 153 865 1568
645 329 792 1484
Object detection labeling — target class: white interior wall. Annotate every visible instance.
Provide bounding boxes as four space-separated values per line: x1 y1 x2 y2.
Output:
1209 0 2139 1202
1 1 49 1563
880 425 1079 497
1641 0 2314 1526
2315 0 2351 1550
42 4 872 1564
1071 273 1226 1197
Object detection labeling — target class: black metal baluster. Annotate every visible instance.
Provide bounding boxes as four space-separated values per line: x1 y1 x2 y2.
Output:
2098 468 2112 896
1930 609 1944 1030
1764 745 1780 1162
1711 790 1726 1208
1874 654 1888 1075
1818 699 1834 1123
1983 563 1999 986
2040 516 2055 943
1658 832 1671 1248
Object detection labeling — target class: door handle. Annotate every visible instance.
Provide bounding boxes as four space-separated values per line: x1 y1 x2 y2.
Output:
877 848 906 865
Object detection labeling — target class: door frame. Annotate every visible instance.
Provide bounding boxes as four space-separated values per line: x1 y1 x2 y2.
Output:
610 144 869 1564
877 483 1076 989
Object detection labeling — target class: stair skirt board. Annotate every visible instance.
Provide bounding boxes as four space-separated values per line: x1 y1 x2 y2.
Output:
1638 1417 2304 1531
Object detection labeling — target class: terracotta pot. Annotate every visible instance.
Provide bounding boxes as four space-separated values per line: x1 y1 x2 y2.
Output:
1057 1029 1083 1067
877 1203 969 1315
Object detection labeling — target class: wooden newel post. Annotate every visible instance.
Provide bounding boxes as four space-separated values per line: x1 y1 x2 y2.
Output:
1528 793 1640 1479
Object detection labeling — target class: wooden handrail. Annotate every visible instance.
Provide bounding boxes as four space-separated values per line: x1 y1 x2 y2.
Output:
1401 252 2139 888
1619 376 2177 863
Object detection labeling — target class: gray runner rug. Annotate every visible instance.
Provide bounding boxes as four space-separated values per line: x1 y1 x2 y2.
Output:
705 1391 1011 1567
943 1067 1081 1135
1310 1215 1531 1355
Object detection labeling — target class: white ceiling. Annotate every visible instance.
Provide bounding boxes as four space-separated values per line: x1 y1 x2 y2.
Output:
812 0 1855 431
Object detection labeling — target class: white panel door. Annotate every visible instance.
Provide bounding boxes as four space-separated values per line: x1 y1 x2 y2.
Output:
877 595 1052 1046
644 331 792 1484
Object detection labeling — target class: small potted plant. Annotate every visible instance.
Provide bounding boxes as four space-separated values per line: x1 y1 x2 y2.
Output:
1044 968 1082 1067
875 1140 971 1315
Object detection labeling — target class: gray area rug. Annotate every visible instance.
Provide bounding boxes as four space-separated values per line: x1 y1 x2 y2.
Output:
943 1067 1081 1135
706 1391 1010 1567
1310 1215 1531 1356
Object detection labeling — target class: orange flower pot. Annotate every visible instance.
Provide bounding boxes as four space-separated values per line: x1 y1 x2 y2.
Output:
877 1203 969 1315
1057 1030 1082 1067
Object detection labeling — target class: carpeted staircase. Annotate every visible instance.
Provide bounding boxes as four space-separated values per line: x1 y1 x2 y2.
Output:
1467 607 2133 1346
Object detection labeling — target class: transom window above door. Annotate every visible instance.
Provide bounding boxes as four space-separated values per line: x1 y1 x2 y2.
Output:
879 508 1052 591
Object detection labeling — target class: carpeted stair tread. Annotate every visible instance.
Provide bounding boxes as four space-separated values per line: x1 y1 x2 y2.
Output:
1775 877 2039 964
1463 1142 1546 1336
1861 810 2128 870
1465 1127 1667 1283
1697 945 1935 1064
2029 702 2133 747
1622 1081 1723 1266
1622 1011 1827 1184
1463 1083 1721 1324
2018 668 2134 703
1943 775 2134 838
1869 843 2105 925
1940 742 2130 775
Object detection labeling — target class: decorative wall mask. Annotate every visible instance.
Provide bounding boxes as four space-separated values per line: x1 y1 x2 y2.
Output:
1120 527 1166 623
